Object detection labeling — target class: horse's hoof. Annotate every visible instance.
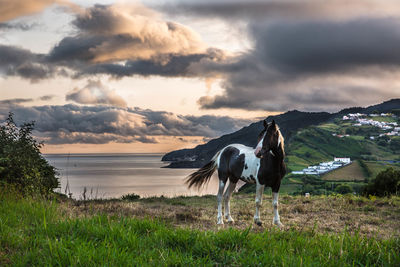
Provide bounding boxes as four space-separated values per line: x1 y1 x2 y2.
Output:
226 216 234 224
255 221 262 226
274 221 284 228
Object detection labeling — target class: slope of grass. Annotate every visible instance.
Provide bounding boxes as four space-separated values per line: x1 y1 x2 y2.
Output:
286 123 398 172
322 161 366 181
1 190 400 266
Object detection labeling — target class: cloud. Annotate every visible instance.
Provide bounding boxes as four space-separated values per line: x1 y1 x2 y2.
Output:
0 98 33 105
75 49 224 78
43 3 226 79
49 3 208 64
0 2 226 81
0 22 37 31
38 95 56 101
0 102 251 144
66 80 127 107
194 17 400 112
0 45 57 81
43 131 158 145
2 0 399 112
159 0 400 21
0 0 81 23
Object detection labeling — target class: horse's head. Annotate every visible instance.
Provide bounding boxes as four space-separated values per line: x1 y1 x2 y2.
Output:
256 120 284 159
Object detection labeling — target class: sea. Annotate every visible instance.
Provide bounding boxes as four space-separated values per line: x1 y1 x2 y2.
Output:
44 153 219 200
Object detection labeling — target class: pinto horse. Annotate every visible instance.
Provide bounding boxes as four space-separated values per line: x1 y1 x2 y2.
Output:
186 120 286 226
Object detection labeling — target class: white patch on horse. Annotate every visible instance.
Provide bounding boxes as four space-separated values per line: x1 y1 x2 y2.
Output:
227 144 260 184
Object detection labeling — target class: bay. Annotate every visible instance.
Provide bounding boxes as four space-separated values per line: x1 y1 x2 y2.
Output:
44 153 219 199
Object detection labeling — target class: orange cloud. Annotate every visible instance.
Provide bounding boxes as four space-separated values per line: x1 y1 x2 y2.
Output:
0 0 81 23
73 3 207 63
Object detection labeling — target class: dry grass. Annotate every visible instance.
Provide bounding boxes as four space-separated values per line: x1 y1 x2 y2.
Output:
58 193 400 239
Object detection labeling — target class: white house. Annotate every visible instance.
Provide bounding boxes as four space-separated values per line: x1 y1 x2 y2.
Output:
334 157 351 164
292 171 304 175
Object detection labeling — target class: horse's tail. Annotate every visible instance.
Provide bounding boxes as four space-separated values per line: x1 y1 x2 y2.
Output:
185 149 222 189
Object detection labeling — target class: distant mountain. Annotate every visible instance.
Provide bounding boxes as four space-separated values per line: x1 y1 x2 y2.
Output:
162 99 400 168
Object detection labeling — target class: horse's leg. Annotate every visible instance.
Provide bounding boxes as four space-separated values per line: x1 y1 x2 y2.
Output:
223 181 236 223
254 183 265 226
217 179 226 225
272 192 283 227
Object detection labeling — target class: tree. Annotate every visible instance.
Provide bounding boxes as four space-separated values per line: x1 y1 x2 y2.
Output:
0 113 59 194
363 168 400 196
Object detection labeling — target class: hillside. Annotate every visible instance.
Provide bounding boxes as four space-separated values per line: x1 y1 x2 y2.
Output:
163 99 400 168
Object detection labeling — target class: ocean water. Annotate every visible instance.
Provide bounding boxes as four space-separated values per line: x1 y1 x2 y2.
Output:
44 153 219 199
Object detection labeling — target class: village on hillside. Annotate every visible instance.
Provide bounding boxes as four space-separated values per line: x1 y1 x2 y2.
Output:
342 113 400 138
292 157 351 175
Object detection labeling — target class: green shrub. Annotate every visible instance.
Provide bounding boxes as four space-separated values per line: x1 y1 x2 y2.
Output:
0 113 58 195
363 168 400 196
121 193 141 201
335 184 353 194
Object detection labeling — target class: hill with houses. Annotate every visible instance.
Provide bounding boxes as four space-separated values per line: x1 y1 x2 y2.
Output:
163 99 400 169
163 99 400 195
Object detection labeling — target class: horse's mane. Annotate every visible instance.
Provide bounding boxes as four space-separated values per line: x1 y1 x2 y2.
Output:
276 126 285 152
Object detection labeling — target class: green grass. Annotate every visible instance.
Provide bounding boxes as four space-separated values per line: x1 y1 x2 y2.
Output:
286 121 399 174
1 191 399 266
371 116 398 123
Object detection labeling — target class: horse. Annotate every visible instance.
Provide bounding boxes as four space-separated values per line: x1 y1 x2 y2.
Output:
185 120 286 226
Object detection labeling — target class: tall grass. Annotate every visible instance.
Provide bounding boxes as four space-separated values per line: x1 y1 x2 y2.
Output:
1 191 399 266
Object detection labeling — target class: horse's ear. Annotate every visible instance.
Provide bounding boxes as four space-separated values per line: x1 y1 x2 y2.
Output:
271 120 276 128
263 119 268 128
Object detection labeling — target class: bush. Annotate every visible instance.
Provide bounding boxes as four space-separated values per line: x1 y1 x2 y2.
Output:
0 113 58 194
335 184 353 194
121 193 141 201
363 168 400 196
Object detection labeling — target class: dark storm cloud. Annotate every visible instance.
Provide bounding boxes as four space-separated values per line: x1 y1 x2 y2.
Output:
0 45 56 81
196 17 400 111
76 51 220 78
158 0 400 21
0 103 251 144
252 18 400 74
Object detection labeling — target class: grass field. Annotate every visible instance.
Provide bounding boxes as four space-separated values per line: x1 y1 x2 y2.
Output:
322 162 366 181
370 116 398 123
1 189 399 266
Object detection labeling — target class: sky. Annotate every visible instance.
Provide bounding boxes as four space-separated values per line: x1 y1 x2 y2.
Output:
0 0 399 153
